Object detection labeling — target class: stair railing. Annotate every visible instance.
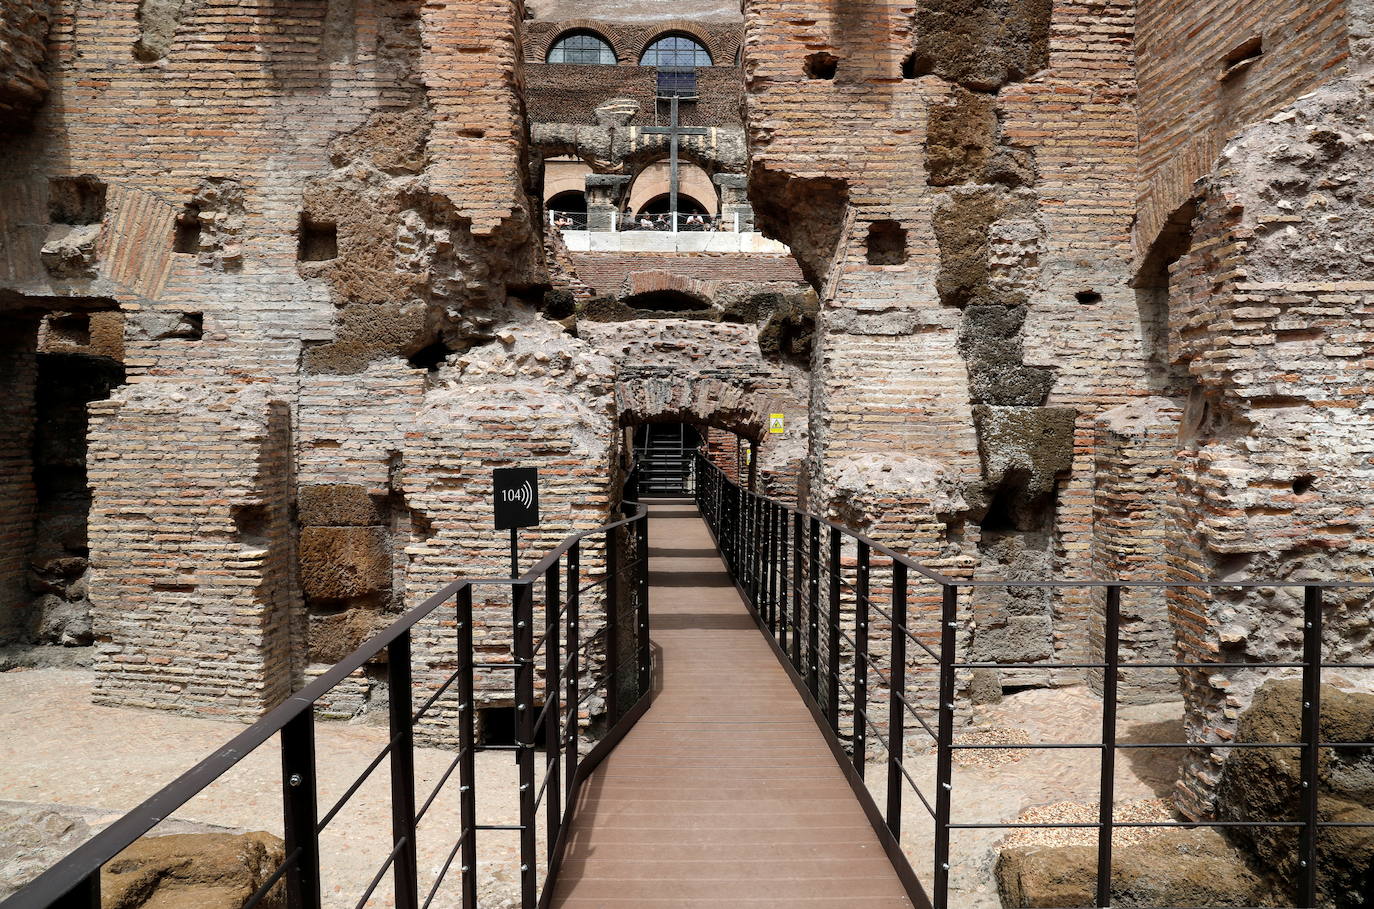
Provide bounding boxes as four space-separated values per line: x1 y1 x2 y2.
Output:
695 450 1374 909
7 501 652 909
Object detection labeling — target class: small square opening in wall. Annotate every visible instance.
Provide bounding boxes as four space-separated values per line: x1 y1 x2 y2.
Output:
173 206 202 254
1075 289 1103 305
1220 36 1263 81
49 176 107 225
866 220 907 266
901 52 932 80
805 52 838 80
46 313 91 346
298 216 338 262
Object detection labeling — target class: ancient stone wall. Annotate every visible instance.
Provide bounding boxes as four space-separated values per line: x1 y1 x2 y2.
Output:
0 0 51 122
1134 0 1355 262
0 0 557 717
743 0 1143 690
1163 75 1374 816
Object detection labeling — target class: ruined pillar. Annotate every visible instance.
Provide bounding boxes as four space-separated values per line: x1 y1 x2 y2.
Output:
713 173 754 230
586 174 630 231
1090 397 1184 704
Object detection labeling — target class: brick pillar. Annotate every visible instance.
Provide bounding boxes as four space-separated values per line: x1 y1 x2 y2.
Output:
0 315 39 644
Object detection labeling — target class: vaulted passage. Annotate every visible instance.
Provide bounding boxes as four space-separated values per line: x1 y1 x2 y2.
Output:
551 503 912 907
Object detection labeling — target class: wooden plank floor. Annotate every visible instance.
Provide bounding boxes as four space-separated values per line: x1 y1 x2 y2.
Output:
550 502 915 908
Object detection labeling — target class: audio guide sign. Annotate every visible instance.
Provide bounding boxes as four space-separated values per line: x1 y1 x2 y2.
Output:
494 468 540 531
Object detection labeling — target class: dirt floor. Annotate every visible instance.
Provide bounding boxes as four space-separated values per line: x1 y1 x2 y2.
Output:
864 685 1186 908
0 666 535 908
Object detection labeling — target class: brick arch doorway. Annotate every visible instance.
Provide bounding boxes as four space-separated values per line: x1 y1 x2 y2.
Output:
616 375 771 498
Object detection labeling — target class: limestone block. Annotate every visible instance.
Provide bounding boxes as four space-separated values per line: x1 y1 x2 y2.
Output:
298 526 391 601
308 608 390 664
102 832 286 909
297 484 384 527
996 829 1274 907
1218 680 1374 908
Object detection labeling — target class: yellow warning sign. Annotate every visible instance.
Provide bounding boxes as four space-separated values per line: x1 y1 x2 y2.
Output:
769 413 785 434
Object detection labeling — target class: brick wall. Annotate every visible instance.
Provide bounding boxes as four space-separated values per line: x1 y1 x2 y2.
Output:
87 385 301 717
527 64 745 128
1134 0 1352 262
1162 73 1374 817
569 251 805 296
744 0 1143 691
1090 397 1185 705
0 316 39 644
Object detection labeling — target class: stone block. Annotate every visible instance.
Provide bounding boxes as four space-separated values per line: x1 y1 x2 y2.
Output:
308 608 389 664
996 829 1274 907
299 526 391 601
102 832 286 909
297 484 385 527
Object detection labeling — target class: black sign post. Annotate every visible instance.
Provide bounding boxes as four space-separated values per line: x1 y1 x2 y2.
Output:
494 467 540 578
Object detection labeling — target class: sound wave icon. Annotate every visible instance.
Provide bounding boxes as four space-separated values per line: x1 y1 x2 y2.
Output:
511 481 534 509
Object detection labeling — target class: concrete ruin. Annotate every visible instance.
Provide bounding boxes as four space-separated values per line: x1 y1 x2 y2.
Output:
1 0 1373 864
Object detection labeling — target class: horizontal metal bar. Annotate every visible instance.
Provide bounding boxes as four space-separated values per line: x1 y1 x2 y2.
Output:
954 661 1311 671
946 820 1306 830
9 503 652 905
474 824 527 831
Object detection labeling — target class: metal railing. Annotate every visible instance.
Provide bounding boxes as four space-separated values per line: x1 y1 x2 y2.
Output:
7 502 652 909
695 451 1374 909
617 211 737 233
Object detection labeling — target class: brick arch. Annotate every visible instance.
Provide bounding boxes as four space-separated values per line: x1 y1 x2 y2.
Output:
623 270 719 301
616 375 768 442
636 22 721 65
537 20 627 64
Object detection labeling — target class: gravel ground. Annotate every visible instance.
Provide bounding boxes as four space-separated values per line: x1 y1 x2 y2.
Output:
2 671 1185 909
0 668 534 908
865 685 1187 909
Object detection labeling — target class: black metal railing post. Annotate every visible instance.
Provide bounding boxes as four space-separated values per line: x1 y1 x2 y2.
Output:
933 582 957 909
637 510 651 696
1096 585 1121 908
791 511 803 672
565 544 580 807
456 587 478 909
767 501 779 635
886 561 908 840
544 561 563 865
854 542 871 777
779 504 790 654
513 581 537 908
808 516 821 699
281 708 321 909
1299 584 1323 908
388 631 420 909
605 527 620 723
827 526 842 732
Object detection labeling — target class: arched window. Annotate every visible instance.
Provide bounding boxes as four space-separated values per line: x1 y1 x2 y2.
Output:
547 31 616 65
641 34 712 67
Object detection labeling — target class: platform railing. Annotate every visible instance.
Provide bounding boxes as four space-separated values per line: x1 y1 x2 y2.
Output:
696 451 1374 909
6 502 652 909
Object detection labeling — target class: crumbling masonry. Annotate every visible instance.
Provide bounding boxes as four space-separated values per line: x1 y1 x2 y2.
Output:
1 0 1373 828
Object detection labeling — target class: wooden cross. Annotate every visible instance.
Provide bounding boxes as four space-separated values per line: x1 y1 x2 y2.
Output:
642 94 709 217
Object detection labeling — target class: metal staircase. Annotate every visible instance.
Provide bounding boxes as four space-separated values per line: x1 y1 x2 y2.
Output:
635 423 696 497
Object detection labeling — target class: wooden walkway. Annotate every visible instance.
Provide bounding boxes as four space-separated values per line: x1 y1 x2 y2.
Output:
551 502 915 908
